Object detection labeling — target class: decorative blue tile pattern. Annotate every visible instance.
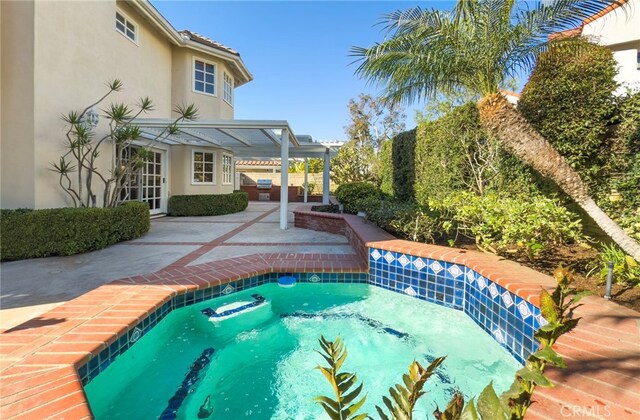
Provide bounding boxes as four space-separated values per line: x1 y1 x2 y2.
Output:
79 272 368 386
369 248 543 364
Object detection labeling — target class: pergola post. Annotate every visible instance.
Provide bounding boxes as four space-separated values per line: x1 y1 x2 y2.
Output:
303 158 309 203
280 128 289 230
322 147 330 205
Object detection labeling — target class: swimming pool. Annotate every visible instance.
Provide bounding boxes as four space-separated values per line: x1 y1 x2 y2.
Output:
84 283 520 419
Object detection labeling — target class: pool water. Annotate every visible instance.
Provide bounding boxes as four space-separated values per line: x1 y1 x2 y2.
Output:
85 283 520 419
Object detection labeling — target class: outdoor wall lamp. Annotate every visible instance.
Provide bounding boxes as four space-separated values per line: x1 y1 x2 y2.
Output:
84 107 100 129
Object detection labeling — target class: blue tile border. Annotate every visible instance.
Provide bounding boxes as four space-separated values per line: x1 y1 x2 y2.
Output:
369 247 545 364
79 272 368 386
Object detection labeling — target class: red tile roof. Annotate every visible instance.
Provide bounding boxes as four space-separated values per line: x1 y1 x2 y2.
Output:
236 160 281 167
549 0 629 39
179 30 240 56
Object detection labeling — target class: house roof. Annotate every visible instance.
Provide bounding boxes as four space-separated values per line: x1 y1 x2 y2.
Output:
549 0 629 39
129 1 253 86
179 30 240 57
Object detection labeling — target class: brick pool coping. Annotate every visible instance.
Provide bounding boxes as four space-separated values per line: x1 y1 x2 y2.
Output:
0 208 637 418
294 206 640 419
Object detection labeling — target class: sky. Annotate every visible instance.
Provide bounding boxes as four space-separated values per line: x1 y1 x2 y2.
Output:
152 1 523 141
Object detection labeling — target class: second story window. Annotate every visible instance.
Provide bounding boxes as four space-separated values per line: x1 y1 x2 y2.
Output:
116 11 137 43
223 73 233 105
194 59 216 95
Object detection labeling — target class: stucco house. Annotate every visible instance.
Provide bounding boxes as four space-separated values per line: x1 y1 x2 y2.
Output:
1 0 336 226
553 0 640 93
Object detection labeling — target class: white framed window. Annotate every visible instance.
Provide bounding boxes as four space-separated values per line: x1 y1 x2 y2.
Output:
116 10 138 44
222 154 233 185
193 58 216 96
192 150 216 184
223 73 234 105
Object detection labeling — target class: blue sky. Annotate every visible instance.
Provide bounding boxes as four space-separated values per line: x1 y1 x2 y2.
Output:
152 1 522 141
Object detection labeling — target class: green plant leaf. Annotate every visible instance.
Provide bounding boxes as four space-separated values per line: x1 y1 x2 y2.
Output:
434 391 465 420
460 398 479 420
476 382 507 420
569 290 592 305
534 347 567 368
516 367 554 387
314 396 340 414
539 289 559 324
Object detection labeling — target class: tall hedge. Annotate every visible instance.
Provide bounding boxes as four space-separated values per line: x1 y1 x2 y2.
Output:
167 191 248 216
414 104 478 205
391 129 417 202
378 139 393 196
0 202 150 261
519 38 619 196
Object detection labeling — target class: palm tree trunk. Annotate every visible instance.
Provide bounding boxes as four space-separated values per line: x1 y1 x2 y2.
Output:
478 93 640 261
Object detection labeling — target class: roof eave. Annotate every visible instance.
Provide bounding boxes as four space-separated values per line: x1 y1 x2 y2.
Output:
129 1 253 86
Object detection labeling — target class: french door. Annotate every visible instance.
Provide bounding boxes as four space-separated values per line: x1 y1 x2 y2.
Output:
121 146 167 214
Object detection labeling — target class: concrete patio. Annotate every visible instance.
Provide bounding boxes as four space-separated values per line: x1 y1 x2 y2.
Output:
0 202 355 330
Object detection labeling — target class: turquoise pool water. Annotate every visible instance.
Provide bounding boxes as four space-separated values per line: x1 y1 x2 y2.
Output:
85 283 520 419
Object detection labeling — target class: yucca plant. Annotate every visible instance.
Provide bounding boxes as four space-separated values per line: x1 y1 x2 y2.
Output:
51 79 198 208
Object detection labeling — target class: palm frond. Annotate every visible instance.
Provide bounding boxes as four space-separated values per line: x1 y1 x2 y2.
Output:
351 0 624 102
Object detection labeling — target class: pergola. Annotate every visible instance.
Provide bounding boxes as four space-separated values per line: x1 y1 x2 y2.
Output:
132 118 341 229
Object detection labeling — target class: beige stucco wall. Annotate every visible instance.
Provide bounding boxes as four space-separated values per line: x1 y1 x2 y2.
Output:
170 145 235 195
1 1 36 209
1 0 240 210
171 48 235 120
583 0 640 92
29 0 174 209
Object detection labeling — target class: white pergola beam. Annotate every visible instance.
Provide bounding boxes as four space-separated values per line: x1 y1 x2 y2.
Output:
216 128 252 146
259 128 281 146
178 128 221 146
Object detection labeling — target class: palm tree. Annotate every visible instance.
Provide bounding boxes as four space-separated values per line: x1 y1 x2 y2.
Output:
351 0 640 260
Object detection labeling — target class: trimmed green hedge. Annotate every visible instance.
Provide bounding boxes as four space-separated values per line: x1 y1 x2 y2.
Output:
167 192 248 216
334 182 381 214
0 202 150 261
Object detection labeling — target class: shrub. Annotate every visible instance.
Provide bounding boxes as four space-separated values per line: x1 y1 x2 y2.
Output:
432 192 584 260
334 182 381 214
363 200 447 243
0 202 149 261
167 192 248 217
589 243 640 286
